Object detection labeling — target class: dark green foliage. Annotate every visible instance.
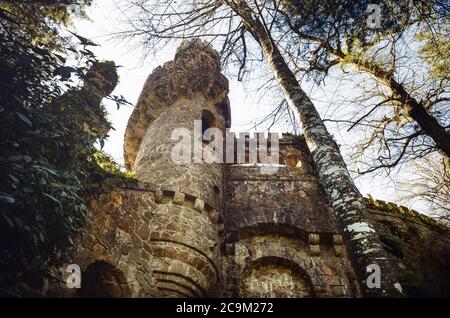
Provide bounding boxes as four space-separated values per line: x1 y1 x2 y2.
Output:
0 0 92 49
0 0 128 292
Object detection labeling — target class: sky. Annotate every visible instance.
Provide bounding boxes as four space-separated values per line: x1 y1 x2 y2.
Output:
71 0 424 212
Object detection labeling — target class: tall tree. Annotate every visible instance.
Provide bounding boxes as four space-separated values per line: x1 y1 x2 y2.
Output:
119 0 402 296
274 0 448 222
276 0 450 165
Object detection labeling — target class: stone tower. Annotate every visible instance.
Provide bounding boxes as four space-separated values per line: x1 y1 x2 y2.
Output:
122 40 230 297
44 40 449 298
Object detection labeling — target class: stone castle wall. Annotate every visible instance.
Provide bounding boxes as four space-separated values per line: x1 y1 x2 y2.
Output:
44 40 448 298
222 134 360 297
366 200 450 297
49 134 361 297
47 171 449 297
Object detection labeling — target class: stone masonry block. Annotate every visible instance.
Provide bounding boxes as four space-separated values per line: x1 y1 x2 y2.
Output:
333 245 343 257
154 191 163 203
309 244 320 256
173 192 185 205
225 243 235 255
194 198 205 212
308 233 320 245
331 285 346 297
110 191 123 206
208 209 219 223
333 234 343 245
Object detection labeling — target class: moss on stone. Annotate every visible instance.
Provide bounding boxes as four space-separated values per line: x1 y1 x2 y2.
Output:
88 151 137 193
407 224 421 237
379 233 404 258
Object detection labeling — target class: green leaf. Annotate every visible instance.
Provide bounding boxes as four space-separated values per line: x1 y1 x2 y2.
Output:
32 234 38 247
38 232 45 243
8 155 23 162
0 191 15 204
2 214 15 228
32 165 59 177
15 111 32 127
8 174 19 183
43 193 62 207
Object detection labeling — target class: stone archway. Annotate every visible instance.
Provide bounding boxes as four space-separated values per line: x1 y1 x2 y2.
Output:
240 256 315 298
78 261 131 298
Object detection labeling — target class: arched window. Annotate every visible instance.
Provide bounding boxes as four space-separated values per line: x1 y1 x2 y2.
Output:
78 261 130 298
201 109 217 136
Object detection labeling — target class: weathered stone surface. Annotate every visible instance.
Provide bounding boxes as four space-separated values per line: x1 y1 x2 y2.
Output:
154 191 163 204
194 198 205 212
333 245 344 257
41 40 448 299
225 136 337 237
124 39 230 171
57 181 448 298
241 264 313 298
309 245 321 256
308 233 320 245
366 205 450 297
173 192 185 205
333 234 344 245
110 191 123 206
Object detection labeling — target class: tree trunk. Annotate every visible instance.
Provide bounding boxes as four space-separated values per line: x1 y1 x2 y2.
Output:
346 55 450 158
224 0 402 297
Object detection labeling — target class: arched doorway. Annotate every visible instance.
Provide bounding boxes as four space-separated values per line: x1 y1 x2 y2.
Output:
78 261 131 298
240 257 314 298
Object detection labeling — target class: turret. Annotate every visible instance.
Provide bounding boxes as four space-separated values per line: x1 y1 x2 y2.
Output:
123 39 230 297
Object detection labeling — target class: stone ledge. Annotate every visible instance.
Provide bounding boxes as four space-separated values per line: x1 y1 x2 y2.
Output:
112 183 223 226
